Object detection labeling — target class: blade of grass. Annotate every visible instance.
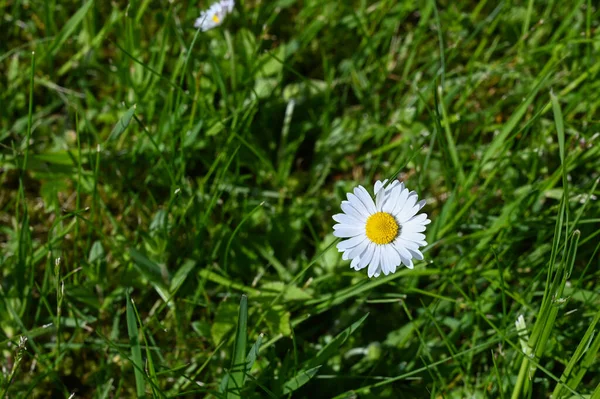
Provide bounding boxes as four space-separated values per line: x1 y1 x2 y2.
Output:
106 104 136 142
126 290 146 398
282 366 321 394
244 333 263 384
47 0 93 57
225 295 248 398
552 308 600 398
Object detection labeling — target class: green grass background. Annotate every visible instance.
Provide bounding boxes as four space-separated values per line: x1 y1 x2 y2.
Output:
1 0 600 398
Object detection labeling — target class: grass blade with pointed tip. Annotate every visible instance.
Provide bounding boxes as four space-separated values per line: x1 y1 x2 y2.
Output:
551 92 566 165
126 290 146 398
282 366 321 394
244 333 263 384
128 248 170 302
98 378 114 399
107 104 136 142
552 308 600 398
593 383 600 399
47 0 93 57
225 295 248 398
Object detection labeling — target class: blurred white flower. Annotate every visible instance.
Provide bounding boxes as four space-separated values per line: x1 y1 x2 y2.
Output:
333 179 430 278
194 0 235 31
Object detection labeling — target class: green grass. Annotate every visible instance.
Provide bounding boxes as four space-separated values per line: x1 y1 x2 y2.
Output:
1 0 600 398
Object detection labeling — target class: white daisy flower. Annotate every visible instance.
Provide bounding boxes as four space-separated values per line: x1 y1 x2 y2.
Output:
194 0 235 31
332 179 430 278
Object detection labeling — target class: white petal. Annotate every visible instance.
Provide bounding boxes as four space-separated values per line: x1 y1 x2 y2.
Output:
358 243 375 270
342 250 351 260
336 234 367 250
382 185 402 213
222 0 235 12
416 199 427 210
375 180 400 213
353 246 370 271
388 261 397 274
408 213 428 225
350 256 360 269
381 246 397 275
402 256 414 269
333 227 363 238
387 245 401 270
347 239 369 260
391 188 409 215
392 241 412 260
368 246 381 278
395 195 418 221
374 180 386 193
387 247 398 274
379 247 389 275
347 193 370 216
341 201 368 222
385 180 400 192
354 186 377 214
395 237 420 251
394 233 427 249
375 185 386 211
398 204 422 223
332 213 361 225
401 231 426 243
408 248 424 261
402 223 427 233
333 223 360 230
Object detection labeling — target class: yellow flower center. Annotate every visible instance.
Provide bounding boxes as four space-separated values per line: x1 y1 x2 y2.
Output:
212 14 221 23
365 212 399 245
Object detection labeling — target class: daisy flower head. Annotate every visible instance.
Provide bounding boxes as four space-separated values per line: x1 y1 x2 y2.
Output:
194 0 235 31
332 179 430 278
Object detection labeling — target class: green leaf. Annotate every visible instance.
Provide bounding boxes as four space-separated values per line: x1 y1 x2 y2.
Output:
211 301 239 345
282 366 321 394
225 295 248 399
107 104 136 142
88 240 105 264
126 291 146 398
264 305 291 337
149 209 167 233
256 44 287 77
